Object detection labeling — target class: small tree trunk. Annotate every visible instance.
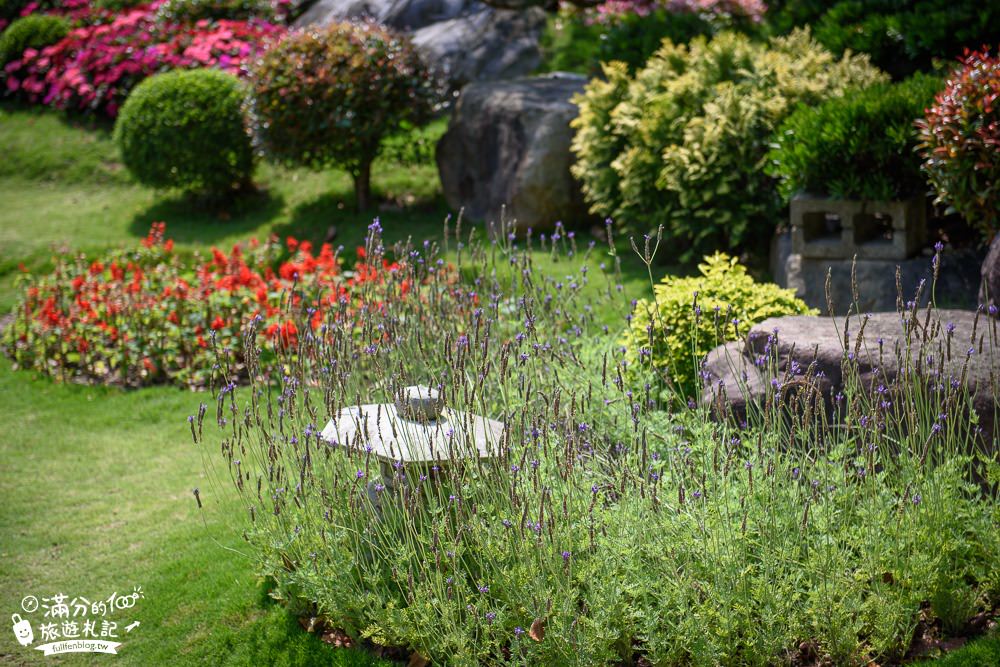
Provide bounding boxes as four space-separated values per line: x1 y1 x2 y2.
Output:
354 159 372 212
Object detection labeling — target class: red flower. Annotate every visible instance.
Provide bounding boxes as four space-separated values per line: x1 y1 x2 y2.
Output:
210 316 226 330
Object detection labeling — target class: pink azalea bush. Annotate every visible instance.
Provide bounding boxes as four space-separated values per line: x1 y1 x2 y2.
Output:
3 0 284 116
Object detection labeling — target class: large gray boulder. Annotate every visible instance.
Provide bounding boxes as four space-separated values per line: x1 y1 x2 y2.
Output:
436 73 593 231
980 234 1000 314
295 0 546 87
701 310 999 445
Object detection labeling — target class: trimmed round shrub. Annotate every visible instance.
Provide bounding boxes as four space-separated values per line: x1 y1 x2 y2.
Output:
0 15 68 67
767 73 941 202
917 49 1000 240
622 252 816 398
251 20 440 210
570 29 886 264
114 68 254 195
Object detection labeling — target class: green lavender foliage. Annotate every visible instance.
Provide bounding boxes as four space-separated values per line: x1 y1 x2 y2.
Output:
200 223 1000 665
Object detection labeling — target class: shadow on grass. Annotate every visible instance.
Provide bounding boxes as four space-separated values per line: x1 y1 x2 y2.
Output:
127 187 287 244
274 192 453 252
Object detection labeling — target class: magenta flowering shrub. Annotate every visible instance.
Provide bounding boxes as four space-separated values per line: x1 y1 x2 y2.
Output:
3 1 284 116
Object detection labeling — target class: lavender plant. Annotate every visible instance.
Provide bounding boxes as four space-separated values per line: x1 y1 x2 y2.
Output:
196 221 1000 664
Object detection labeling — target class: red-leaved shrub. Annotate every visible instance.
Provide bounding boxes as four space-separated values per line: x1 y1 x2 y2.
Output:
917 48 1000 239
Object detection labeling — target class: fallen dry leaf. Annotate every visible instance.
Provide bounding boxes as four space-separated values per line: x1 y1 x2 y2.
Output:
320 628 354 648
407 651 430 667
529 617 545 642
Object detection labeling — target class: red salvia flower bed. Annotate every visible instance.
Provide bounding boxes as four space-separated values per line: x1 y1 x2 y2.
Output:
2 224 450 387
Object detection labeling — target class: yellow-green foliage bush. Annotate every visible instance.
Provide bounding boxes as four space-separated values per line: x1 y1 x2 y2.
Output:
623 253 816 398
571 29 886 264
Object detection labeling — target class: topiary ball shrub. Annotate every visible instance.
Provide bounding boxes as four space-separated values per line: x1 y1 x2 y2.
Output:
114 68 254 197
570 29 886 264
767 73 941 202
251 20 440 210
917 49 1000 240
0 15 68 67
622 252 816 398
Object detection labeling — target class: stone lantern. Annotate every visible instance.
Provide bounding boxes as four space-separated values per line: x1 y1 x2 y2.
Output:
320 385 505 481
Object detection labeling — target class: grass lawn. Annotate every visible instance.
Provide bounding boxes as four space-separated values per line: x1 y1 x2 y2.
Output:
0 358 389 665
3 104 996 665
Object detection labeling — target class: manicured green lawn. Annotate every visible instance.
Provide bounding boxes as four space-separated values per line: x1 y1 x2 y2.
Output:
0 358 387 665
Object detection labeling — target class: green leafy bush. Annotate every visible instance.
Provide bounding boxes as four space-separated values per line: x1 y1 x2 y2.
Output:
0 15 68 67
571 30 886 263
251 21 439 211
154 0 283 24
113 68 253 195
917 49 1000 239
91 0 146 9
766 1 1000 80
0 0 28 25
767 74 940 202
622 252 816 397
540 7 713 75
